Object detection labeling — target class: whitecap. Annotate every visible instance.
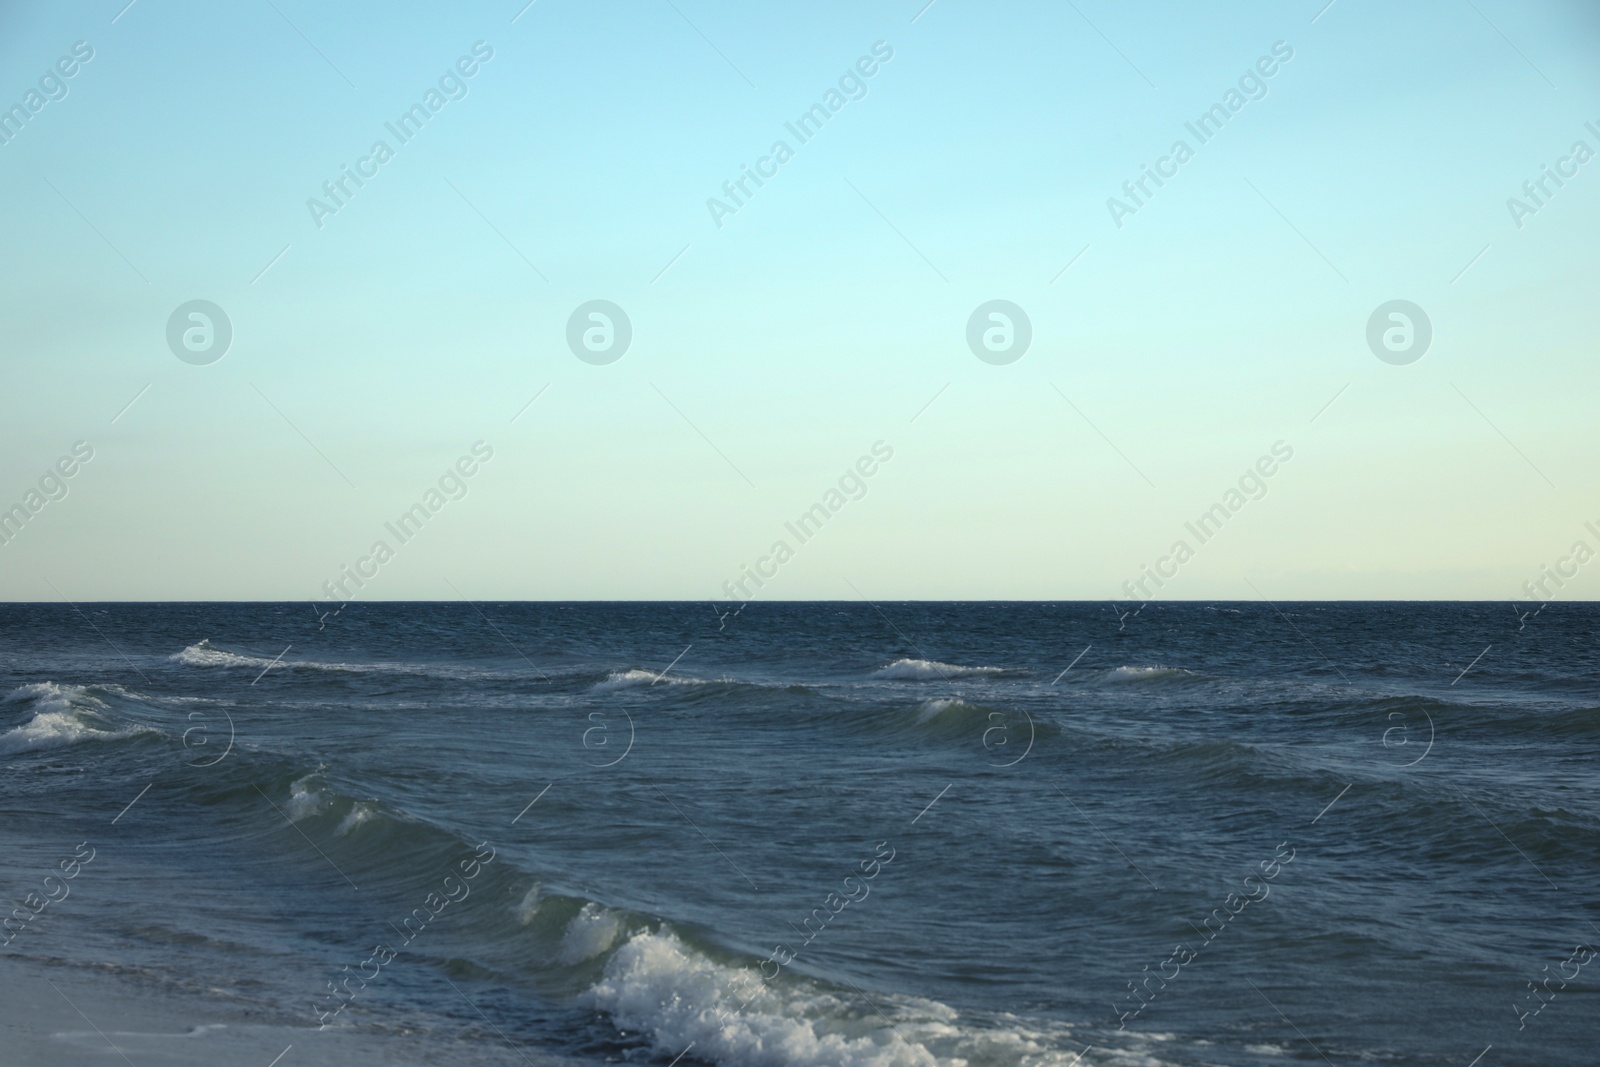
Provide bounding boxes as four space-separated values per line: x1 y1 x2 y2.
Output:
334 802 377 837
560 902 621 963
873 659 1007 681
0 683 149 755
170 640 455 678
3 680 103 711
586 930 960 1067
169 640 279 670
915 698 984 723
286 774 328 822
593 668 704 693
515 884 543 925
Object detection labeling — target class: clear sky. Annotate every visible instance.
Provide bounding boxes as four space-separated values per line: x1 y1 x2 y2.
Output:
2 0 1598 604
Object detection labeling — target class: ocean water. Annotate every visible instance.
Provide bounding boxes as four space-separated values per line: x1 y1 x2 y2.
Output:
1 601 1596 1067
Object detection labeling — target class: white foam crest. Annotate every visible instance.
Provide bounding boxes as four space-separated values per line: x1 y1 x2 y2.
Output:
874 659 1007 682
560 902 621 963
0 710 132 754
586 930 929 1067
286 775 328 822
170 640 467 679
593 668 705 693
916 698 979 723
334 802 377 837
4 681 105 712
169 640 281 670
515 884 543 925
0 683 148 755
585 930 1092 1067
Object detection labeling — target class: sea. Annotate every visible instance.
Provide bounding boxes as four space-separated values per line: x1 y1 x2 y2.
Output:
1 601 1595 1067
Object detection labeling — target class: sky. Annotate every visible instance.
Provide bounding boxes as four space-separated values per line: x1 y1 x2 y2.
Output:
2 0 1598 604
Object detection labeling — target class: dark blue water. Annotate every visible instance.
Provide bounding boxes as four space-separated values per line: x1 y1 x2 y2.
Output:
2 602 1596 1066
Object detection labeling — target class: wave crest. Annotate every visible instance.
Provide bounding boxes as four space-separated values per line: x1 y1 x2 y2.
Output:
0 682 151 754
873 659 1010 681
334 802 378 837
584 928 1092 1067
286 774 329 822
169 640 282 670
593 668 710 693
916 698 987 724
560 902 622 963
586 930 947 1067
170 640 483 679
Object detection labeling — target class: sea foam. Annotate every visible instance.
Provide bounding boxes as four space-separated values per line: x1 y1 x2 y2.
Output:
873 658 1008 681
584 929 1088 1067
593 668 706 693
0 682 150 754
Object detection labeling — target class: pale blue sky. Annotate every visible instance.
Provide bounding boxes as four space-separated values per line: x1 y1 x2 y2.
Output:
2 0 1598 602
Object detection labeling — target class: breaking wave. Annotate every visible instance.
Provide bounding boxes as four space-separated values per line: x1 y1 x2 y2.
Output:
0 682 153 755
584 928 1092 1067
872 659 1013 681
592 668 712 693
